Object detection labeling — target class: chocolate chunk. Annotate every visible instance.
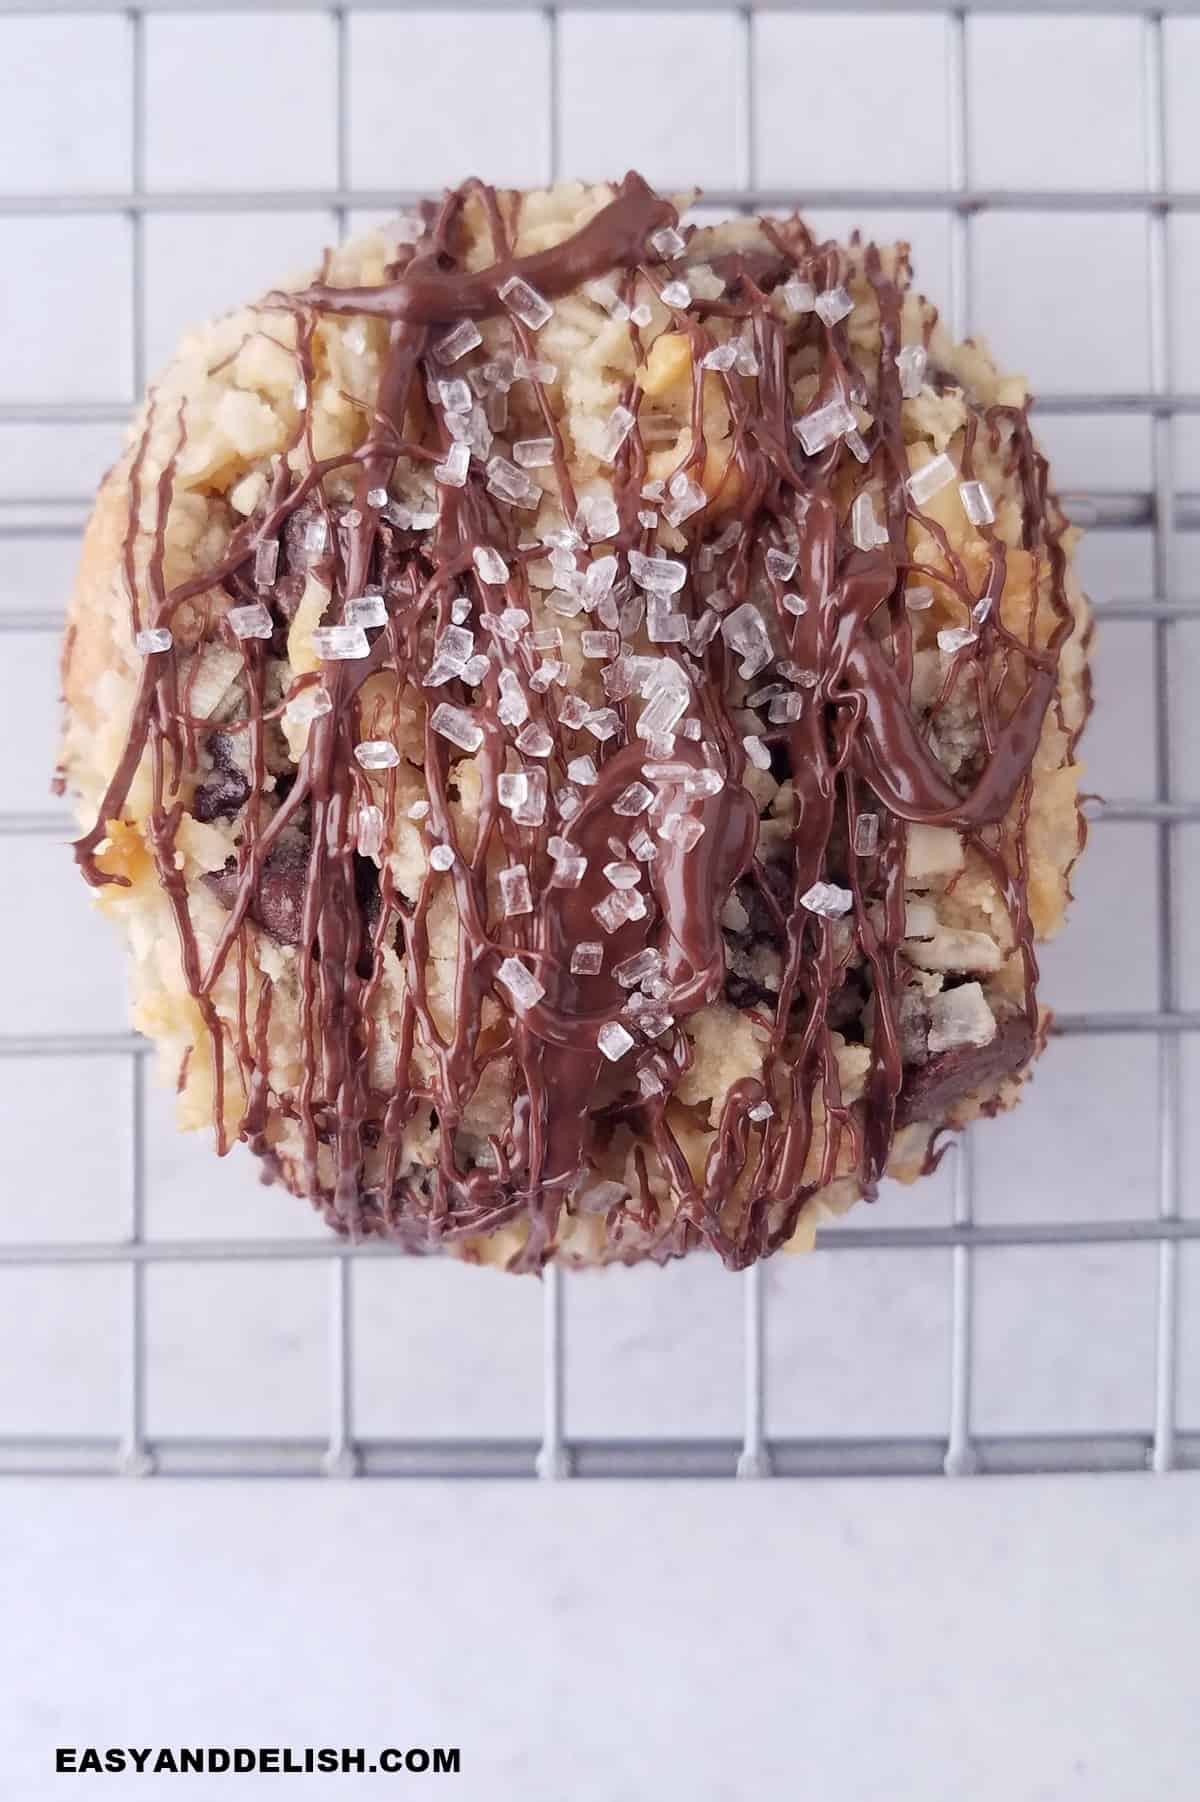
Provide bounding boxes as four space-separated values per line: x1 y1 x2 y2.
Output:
895 1016 1035 1126
204 835 311 947
273 498 323 621
192 766 249 822
707 248 791 295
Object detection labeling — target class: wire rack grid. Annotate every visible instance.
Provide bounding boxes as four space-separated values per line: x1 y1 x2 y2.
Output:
0 0 1197 1483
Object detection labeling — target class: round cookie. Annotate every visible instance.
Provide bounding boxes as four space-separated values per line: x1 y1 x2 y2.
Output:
58 173 1091 1270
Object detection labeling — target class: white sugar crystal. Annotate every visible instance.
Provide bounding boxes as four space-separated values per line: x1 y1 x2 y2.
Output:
482 607 529 645
598 404 636 463
646 599 689 644
407 799 430 820
782 591 809 617
680 718 702 740
448 595 471 626
617 594 645 639
571 942 604 976
482 353 516 392
513 354 557 383
497 669 529 728
630 303 654 329
748 683 786 705
788 666 819 689
584 707 620 742
577 493 620 542
794 396 856 456
783 275 816 314
582 629 619 659
564 756 596 789
800 880 854 918
639 1066 665 1097
769 692 804 724
906 585 935 610
254 539 279 587
460 654 490 685
743 734 772 771
584 278 629 320
424 654 462 687
629 828 657 863
431 703 483 752
657 812 705 851
550 589 585 619
637 687 689 743
593 891 641 933
434 441 471 487
285 685 331 726
429 844 456 872
661 280 691 308
701 341 739 372
311 623 369 660
227 602 273 641
513 437 555 470
292 380 307 410
346 592 388 629
597 1021 635 1062
748 1100 774 1122
304 516 328 557
906 454 955 507
135 626 172 655
684 768 724 798
438 377 472 415
690 610 720 655
938 625 977 655
765 547 797 583
650 224 686 259
356 803 384 859
845 429 869 464
499 274 552 331
629 548 687 597
721 601 773 678
815 285 854 327
897 343 927 399
516 721 553 757
853 813 880 856
551 853 588 888
513 768 548 826
496 955 545 1012
612 781 652 817
733 331 759 377
927 982 996 1055
851 491 889 552
960 480 996 526
499 862 533 917
435 624 473 668
473 546 509 585
435 319 482 364
497 771 529 810
366 487 389 511
663 477 706 529
614 948 662 989
645 760 692 782
344 507 364 529
604 861 640 891
558 695 590 729
355 739 400 771
972 595 994 626
487 455 539 508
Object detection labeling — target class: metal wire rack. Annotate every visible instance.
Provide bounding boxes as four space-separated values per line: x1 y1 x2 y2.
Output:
1 0 1197 1482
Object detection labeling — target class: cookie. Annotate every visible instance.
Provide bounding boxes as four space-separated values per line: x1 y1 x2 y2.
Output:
58 173 1091 1269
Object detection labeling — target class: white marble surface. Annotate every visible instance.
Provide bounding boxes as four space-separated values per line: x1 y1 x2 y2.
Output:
4 1476 1200 1801
1 7 1198 1794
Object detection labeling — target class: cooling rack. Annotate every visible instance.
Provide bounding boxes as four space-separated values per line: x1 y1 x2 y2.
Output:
0 0 1197 1481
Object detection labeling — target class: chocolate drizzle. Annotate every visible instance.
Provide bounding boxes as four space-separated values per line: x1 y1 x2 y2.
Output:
67 174 1084 1269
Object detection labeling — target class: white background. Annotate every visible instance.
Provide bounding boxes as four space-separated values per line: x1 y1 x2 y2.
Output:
0 5 1198 1797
